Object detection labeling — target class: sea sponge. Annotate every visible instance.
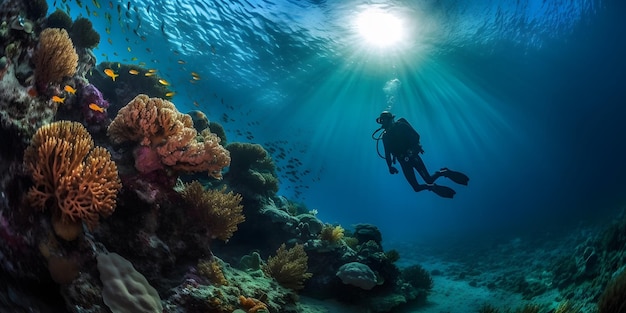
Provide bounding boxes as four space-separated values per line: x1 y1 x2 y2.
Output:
70 17 100 49
108 94 230 178
24 121 121 240
263 243 312 290
179 181 244 242
33 28 78 91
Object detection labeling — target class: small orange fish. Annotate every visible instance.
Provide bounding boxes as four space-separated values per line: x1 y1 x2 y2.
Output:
165 92 175 97
64 85 77 94
89 103 105 112
51 95 65 103
158 79 169 86
128 69 139 75
104 68 118 81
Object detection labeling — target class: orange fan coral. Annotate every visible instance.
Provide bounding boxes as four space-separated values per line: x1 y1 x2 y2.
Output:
33 28 79 91
24 121 121 240
107 94 230 178
263 243 313 290
179 181 245 242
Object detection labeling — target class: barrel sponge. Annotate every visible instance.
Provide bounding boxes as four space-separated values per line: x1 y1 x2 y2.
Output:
97 252 162 313
33 28 78 89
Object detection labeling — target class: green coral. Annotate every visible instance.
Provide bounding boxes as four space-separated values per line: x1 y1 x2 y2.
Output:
46 9 72 30
70 17 100 48
224 142 279 195
401 264 433 291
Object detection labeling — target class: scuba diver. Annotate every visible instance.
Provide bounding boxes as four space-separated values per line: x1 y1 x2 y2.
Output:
372 111 469 198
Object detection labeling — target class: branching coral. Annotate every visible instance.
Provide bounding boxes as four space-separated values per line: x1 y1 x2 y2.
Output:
197 258 228 286
179 181 245 242
24 121 121 240
107 94 230 178
33 28 78 91
263 243 312 290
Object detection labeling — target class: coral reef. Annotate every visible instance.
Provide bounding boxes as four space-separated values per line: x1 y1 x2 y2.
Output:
23 121 121 240
225 142 279 196
108 94 230 178
180 180 245 242
33 28 78 92
263 243 312 290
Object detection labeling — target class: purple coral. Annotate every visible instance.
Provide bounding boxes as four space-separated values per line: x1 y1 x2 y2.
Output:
80 84 110 124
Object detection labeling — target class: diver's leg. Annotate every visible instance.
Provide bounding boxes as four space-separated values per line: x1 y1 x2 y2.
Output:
399 160 430 192
413 156 442 184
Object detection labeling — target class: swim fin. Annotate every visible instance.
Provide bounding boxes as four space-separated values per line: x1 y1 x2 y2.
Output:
429 184 456 199
439 168 469 186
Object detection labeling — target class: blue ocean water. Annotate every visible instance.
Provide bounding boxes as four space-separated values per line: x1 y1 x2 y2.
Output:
47 0 626 243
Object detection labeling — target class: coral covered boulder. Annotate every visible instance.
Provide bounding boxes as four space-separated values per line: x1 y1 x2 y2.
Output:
107 94 230 178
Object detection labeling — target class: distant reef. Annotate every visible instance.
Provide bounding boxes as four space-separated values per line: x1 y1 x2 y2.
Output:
0 0 432 312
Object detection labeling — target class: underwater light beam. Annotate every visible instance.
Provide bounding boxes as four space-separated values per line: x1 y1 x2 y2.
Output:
355 8 406 48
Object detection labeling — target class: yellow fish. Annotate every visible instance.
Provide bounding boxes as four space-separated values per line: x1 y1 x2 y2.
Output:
51 95 65 103
191 72 200 77
191 75 201 81
144 72 155 77
127 46 131 52
128 69 139 75
165 92 175 97
148 69 157 73
177 59 186 64
104 68 118 81
89 103 105 112
158 79 169 86
64 85 77 94
131 57 138 61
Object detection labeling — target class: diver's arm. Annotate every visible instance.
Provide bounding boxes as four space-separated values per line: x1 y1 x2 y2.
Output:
383 137 398 174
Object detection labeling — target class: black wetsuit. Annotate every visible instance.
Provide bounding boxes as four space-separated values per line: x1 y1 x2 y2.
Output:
382 118 440 191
